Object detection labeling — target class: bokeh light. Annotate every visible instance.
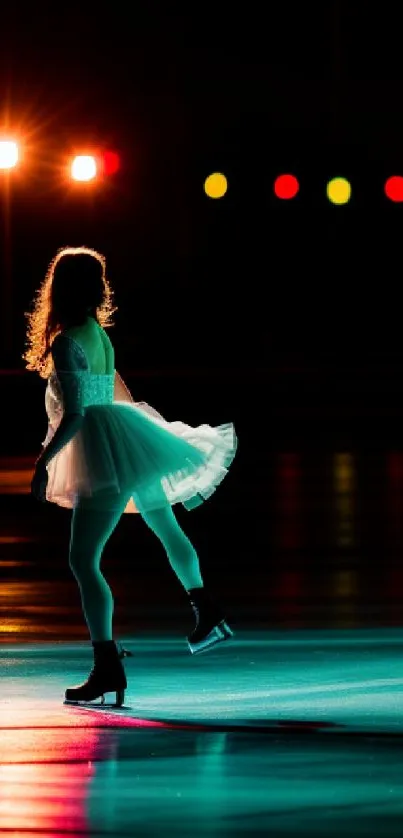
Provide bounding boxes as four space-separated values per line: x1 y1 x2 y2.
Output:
326 177 351 205
102 150 120 175
71 155 97 182
274 174 299 200
384 176 403 202
204 172 228 199
0 140 19 170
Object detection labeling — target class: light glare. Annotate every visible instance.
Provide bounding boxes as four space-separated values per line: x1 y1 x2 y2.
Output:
71 155 97 182
0 141 19 170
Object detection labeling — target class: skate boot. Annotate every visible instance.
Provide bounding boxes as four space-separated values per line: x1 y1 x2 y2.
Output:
187 587 234 655
64 640 132 706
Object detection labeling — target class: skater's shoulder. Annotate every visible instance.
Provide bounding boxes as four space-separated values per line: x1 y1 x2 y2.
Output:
53 319 115 375
51 332 87 371
63 317 113 349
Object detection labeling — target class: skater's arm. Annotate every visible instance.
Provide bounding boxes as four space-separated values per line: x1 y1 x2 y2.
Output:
36 334 85 467
38 413 84 467
114 370 134 403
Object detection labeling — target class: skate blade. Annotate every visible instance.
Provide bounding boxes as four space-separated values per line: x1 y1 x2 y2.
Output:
64 688 125 708
188 621 234 656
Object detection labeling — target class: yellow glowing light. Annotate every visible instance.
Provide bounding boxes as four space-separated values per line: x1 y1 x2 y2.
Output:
326 177 351 205
0 140 19 170
71 155 97 182
204 172 228 199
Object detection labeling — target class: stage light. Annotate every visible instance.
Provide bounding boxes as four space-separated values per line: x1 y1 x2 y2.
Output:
326 177 351 205
102 150 120 175
204 172 227 199
274 174 299 200
0 140 19 170
384 176 403 202
71 155 97 182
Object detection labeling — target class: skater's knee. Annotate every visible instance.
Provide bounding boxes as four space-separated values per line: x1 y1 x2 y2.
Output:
69 544 97 579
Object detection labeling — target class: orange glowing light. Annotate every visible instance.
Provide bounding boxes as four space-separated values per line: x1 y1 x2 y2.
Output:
0 140 19 170
204 172 228 199
71 155 97 182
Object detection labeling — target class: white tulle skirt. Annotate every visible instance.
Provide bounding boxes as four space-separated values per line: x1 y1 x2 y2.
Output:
44 399 237 514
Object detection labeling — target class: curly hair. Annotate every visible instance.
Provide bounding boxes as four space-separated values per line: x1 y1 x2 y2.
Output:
23 246 117 379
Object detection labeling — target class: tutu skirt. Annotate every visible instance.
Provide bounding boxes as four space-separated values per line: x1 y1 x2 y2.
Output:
44 400 237 514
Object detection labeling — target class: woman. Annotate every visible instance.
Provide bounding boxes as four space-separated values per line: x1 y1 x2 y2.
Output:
24 246 237 706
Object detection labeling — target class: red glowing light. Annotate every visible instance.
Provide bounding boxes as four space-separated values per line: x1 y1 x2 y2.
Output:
102 151 120 175
384 176 403 202
274 174 299 200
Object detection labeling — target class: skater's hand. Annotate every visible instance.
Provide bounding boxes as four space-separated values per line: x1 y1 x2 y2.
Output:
31 458 48 503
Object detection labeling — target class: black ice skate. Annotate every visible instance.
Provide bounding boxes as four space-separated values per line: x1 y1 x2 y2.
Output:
187 587 234 655
64 641 132 706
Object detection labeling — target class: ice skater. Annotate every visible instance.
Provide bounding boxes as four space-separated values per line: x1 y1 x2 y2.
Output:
24 247 237 705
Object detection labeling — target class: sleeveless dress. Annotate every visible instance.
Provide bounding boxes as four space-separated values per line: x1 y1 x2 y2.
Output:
43 334 237 514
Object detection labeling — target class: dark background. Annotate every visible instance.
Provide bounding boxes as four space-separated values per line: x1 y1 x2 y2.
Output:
1 3 403 637
1 5 403 419
1 4 403 373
